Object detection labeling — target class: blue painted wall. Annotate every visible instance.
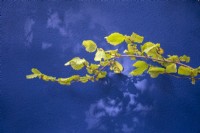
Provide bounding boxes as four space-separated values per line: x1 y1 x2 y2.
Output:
1 1 200 133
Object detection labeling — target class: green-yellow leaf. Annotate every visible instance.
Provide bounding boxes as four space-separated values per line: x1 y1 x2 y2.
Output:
130 60 148 76
177 66 197 77
148 66 165 78
71 63 84 70
123 44 141 59
178 66 191 76
131 32 144 43
148 66 165 73
79 77 89 83
57 75 80 85
27 68 42 79
191 69 198 77
128 44 141 55
167 55 179 62
100 61 110 66
197 66 200 73
26 74 38 79
191 78 196 85
110 61 123 73
141 42 154 53
97 71 107 79
179 55 190 63
89 64 100 70
166 63 177 73
141 42 160 58
132 60 148 68
94 48 106 61
124 35 132 44
86 64 100 74
47 76 57 82
105 32 125 46
41 75 50 81
143 43 160 54
114 61 123 73
79 75 91 83
65 57 86 66
82 40 97 52
65 57 87 70
105 49 119 58
127 44 136 54
68 75 80 81
57 78 71 85
31 68 41 74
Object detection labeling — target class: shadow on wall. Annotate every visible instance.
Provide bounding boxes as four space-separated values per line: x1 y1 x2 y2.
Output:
83 73 173 133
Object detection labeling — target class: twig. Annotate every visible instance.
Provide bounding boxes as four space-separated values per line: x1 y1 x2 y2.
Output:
120 54 193 69
118 54 200 80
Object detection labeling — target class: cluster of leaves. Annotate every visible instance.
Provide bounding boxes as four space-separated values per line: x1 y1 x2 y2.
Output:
26 32 200 85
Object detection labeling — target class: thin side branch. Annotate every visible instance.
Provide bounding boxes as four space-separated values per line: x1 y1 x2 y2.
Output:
119 54 193 69
118 54 200 80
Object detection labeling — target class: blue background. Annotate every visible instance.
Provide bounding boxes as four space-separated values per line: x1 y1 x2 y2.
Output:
1 0 200 133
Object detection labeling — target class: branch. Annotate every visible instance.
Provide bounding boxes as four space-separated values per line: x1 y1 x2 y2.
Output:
26 32 200 85
119 54 193 69
117 54 199 82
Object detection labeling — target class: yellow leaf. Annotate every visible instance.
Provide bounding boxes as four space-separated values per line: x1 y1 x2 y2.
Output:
97 71 107 79
191 78 196 85
191 69 198 77
124 35 132 44
57 75 80 85
157 47 164 55
148 66 165 78
179 55 190 63
113 61 123 73
79 77 89 83
86 64 100 74
105 49 119 58
31 68 41 74
131 32 144 43
197 66 200 73
141 42 154 52
167 55 179 62
57 78 71 85
141 42 161 58
94 48 106 61
82 40 97 52
100 61 110 66
166 63 177 73
143 43 160 54
130 60 148 76
26 74 38 79
105 32 125 46
48 76 57 82
178 66 191 76
41 75 50 81
65 57 87 70
127 44 135 54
